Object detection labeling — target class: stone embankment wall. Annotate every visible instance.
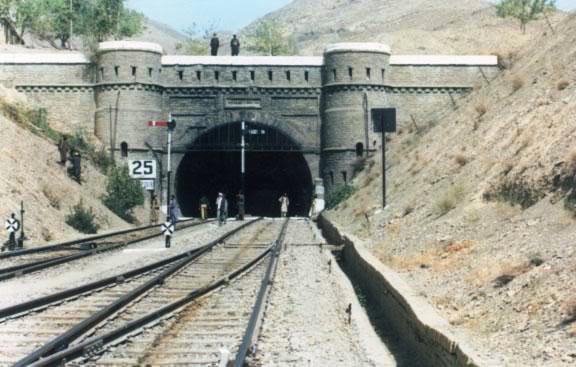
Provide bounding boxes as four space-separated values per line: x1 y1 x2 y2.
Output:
318 214 488 367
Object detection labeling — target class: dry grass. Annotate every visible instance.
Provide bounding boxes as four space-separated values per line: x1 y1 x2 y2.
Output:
557 80 570 91
42 184 62 209
435 184 465 216
454 154 468 167
383 239 476 272
475 103 487 117
563 298 576 323
41 227 53 242
493 262 532 288
512 77 524 93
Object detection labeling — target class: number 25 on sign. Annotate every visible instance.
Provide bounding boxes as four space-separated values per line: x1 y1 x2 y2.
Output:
129 160 157 179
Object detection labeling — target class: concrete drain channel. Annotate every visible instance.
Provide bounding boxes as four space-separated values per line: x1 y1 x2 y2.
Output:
319 215 486 367
332 248 426 367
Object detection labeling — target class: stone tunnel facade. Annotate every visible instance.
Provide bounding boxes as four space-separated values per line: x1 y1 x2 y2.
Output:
0 41 499 205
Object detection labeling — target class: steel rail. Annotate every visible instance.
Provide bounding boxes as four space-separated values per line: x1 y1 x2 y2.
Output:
13 217 262 367
0 220 212 281
0 218 202 260
29 233 276 367
0 218 258 320
234 218 289 367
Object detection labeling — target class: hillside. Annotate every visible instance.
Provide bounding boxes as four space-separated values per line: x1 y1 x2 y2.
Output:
325 12 576 366
246 0 565 56
0 87 145 245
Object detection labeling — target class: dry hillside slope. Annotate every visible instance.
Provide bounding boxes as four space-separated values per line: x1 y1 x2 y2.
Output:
248 0 565 55
325 13 576 367
0 87 142 245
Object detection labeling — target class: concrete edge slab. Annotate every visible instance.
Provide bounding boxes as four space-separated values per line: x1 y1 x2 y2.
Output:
319 245 397 366
318 214 496 367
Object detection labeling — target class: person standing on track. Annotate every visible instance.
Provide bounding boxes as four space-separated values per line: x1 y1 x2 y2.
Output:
168 195 178 224
236 191 245 220
199 196 209 220
216 193 228 225
150 193 160 224
278 193 289 217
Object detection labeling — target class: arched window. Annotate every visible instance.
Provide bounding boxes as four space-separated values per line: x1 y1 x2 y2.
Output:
355 142 364 157
120 142 128 158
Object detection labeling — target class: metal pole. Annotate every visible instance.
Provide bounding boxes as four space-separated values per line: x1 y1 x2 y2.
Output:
241 120 246 194
19 200 24 248
382 128 386 208
166 113 173 222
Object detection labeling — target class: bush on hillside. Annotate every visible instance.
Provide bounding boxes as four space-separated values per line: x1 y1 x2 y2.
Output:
102 165 144 222
65 200 99 234
325 185 357 210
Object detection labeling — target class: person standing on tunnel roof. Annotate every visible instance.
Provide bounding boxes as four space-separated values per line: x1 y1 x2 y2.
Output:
278 193 289 218
230 35 240 56
210 33 220 56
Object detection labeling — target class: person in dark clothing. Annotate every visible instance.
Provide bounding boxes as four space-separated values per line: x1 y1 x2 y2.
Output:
57 136 69 165
168 195 178 224
68 149 81 183
230 35 240 56
236 191 245 220
210 33 220 56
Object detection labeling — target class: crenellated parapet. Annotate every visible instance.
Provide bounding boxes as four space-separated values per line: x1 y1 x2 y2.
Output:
0 41 499 195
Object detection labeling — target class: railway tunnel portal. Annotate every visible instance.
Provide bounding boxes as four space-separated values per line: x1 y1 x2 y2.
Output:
175 120 314 217
0 41 499 217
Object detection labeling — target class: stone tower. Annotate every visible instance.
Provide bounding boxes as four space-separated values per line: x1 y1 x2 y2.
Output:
94 41 165 151
321 43 391 191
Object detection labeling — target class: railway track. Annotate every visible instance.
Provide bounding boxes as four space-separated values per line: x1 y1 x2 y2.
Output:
0 219 208 282
0 218 287 366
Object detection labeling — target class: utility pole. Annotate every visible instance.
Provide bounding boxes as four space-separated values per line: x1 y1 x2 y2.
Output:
371 108 397 208
241 120 246 195
19 200 24 249
166 113 175 221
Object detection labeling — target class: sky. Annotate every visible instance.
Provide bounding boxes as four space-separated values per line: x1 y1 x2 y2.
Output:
126 0 576 34
125 0 292 33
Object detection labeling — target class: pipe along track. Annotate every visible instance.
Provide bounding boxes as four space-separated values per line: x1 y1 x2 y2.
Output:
0 219 210 282
0 218 288 366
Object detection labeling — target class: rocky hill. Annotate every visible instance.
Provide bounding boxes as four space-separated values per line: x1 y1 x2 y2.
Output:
325 12 576 366
246 0 565 56
0 87 144 245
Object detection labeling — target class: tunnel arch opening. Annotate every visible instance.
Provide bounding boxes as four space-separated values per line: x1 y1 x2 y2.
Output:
176 121 314 218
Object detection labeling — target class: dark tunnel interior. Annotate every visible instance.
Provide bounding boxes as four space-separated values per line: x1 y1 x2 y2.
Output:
176 123 314 218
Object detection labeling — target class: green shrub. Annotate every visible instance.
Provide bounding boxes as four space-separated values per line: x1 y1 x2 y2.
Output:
351 157 367 176
325 185 356 210
102 165 144 222
66 200 99 234
483 178 544 209
92 149 114 174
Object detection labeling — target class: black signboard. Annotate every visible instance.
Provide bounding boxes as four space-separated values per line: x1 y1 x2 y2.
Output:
372 108 397 133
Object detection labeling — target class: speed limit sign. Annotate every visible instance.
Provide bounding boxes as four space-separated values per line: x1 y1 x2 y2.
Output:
129 160 157 179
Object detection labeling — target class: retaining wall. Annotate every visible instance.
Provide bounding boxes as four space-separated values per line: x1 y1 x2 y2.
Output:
318 214 488 367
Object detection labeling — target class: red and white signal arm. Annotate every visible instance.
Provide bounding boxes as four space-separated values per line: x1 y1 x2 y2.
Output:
129 160 157 179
